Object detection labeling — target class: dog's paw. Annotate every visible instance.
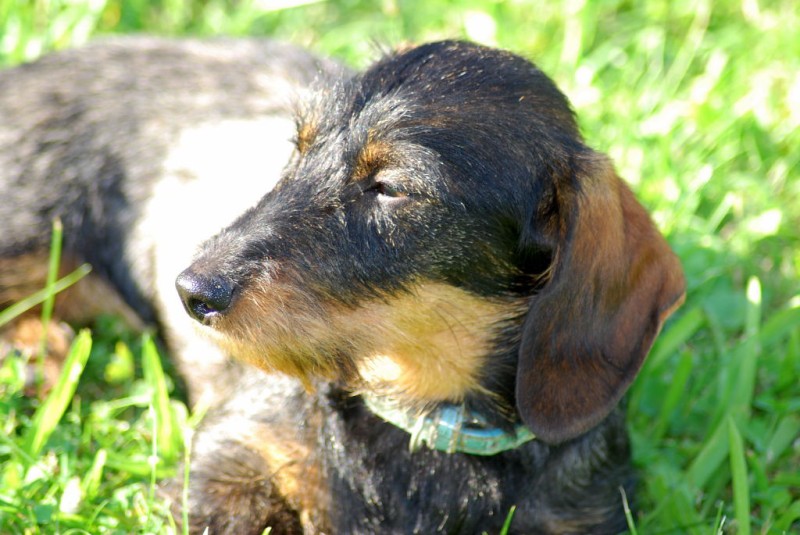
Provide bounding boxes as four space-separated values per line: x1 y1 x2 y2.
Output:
163 438 304 535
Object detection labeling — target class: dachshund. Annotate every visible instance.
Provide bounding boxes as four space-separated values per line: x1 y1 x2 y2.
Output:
0 38 685 534
175 41 686 533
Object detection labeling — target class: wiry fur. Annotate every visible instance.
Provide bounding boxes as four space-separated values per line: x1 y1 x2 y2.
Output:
1 39 685 534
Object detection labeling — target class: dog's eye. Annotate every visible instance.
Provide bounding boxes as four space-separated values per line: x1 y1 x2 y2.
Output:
365 181 407 200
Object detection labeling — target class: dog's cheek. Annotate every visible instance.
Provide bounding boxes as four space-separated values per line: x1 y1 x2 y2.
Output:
349 282 526 403
419 217 528 297
279 203 419 300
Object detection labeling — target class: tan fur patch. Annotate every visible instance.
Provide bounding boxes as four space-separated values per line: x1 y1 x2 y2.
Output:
352 139 394 181
199 278 524 405
1 254 48 304
219 415 328 531
351 284 521 403
198 274 347 389
295 121 317 154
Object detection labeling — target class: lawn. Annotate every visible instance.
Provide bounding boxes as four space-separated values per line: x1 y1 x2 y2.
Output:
1 0 798 533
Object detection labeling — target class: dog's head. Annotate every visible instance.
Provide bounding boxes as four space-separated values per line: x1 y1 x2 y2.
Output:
176 41 685 444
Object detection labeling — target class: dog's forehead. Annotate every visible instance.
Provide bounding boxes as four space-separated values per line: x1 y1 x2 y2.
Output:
293 89 424 180
301 44 486 125
301 41 577 151
302 85 415 145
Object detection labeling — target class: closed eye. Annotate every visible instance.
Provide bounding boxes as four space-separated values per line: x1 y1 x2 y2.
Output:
364 181 408 200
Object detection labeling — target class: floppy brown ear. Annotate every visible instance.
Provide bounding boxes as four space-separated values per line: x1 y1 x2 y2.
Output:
516 155 686 444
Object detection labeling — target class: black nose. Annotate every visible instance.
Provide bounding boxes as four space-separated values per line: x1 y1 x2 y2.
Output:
175 268 234 324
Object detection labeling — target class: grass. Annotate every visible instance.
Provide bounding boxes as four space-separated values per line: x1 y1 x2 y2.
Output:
1 0 798 533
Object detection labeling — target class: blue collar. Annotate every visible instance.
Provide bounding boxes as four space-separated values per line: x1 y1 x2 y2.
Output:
363 394 536 456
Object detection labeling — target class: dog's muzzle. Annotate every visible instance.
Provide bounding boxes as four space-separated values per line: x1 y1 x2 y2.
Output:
176 268 235 324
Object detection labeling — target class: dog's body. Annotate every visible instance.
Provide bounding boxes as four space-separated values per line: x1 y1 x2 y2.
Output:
1 38 685 534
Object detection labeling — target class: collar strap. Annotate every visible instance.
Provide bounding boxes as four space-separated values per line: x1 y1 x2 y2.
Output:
363 394 535 456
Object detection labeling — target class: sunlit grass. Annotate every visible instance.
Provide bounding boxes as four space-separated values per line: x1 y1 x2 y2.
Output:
1 0 798 533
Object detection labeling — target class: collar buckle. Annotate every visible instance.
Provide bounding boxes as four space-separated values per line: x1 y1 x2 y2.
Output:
363 395 536 456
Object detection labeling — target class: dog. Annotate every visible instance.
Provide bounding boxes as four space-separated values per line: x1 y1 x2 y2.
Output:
1 38 685 534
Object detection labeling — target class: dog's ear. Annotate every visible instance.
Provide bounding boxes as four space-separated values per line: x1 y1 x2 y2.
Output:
516 155 685 444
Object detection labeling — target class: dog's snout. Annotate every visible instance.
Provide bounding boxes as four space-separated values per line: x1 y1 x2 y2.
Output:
176 268 234 324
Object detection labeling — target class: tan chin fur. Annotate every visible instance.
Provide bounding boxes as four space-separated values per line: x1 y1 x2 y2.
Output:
199 276 351 389
198 277 525 404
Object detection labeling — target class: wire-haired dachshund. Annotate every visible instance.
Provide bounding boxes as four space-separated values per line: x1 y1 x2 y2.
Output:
1 38 685 534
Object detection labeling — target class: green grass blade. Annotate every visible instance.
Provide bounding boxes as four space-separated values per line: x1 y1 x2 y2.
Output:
732 277 761 417
38 219 64 379
620 486 638 535
774 500 800 532
711 501 725 535
0 264 91 327
148 404 158 527
687 419 729 489
777 329 799 390
102 453 174 478
645 306 704 372
637 465 703 534
659 0 710 102
708 278 763 433
765 415 800 467
727 416 751 535
141 335 179 463
183 429 192 535
81 448 107 500
652 350 694 441
21 329 93 460
758 304 800 348
499 505 516 535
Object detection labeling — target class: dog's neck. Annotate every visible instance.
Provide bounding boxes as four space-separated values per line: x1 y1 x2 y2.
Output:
362 392 535 455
